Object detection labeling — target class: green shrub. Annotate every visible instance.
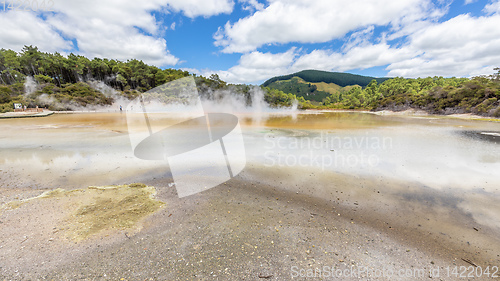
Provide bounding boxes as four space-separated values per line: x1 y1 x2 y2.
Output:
0 103 13 113
473 98 497 114
493 107 500 117
0 86 12 103
34 74 53 84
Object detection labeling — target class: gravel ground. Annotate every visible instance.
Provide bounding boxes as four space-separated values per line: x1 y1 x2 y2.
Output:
1 165 499 280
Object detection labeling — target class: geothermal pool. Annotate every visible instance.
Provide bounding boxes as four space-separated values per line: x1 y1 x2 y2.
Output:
1 111 500 278
1 112 499 228
245 112 500 235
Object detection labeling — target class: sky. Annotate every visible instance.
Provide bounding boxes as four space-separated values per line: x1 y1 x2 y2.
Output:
1 0 500 84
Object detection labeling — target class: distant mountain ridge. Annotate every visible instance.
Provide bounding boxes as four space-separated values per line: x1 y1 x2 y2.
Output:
262 70 389 87
261 70 390 103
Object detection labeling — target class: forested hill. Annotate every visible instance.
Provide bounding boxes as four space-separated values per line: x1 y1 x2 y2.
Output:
261 68 500 117
261 70 391 103
0 45 192 91
0 46 263 112
262 70 389 87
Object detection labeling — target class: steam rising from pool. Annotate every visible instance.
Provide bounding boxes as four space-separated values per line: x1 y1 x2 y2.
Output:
24 76 37 95
26 76 298 116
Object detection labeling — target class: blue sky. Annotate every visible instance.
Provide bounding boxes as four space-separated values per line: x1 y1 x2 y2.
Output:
1 0 500 84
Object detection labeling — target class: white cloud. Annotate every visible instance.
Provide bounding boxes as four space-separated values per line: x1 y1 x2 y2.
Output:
206 48 297 84
43 0 178 66
239 0 265 12
410 14 499 51
212 0 500 83
214 0 430 53
163 0 234 18
295 44 417 73
0 0 234 67
388 13 500 77
484 0 500 14
387 0 448 40
3 0 499 84
341 26 375 52
210 43 418 84
0 11 70 52
181 68 202 75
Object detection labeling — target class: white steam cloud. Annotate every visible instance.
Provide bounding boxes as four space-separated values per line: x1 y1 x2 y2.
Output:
24 76 37 96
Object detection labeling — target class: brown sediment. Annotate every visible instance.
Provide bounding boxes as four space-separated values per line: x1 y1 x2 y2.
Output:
1 184 164 241
68 184 164 240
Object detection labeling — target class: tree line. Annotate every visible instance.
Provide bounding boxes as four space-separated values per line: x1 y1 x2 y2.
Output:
265 69 500 117
0 45 191 91
0 46 262 112
1 45 499 116
320 73 500 117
